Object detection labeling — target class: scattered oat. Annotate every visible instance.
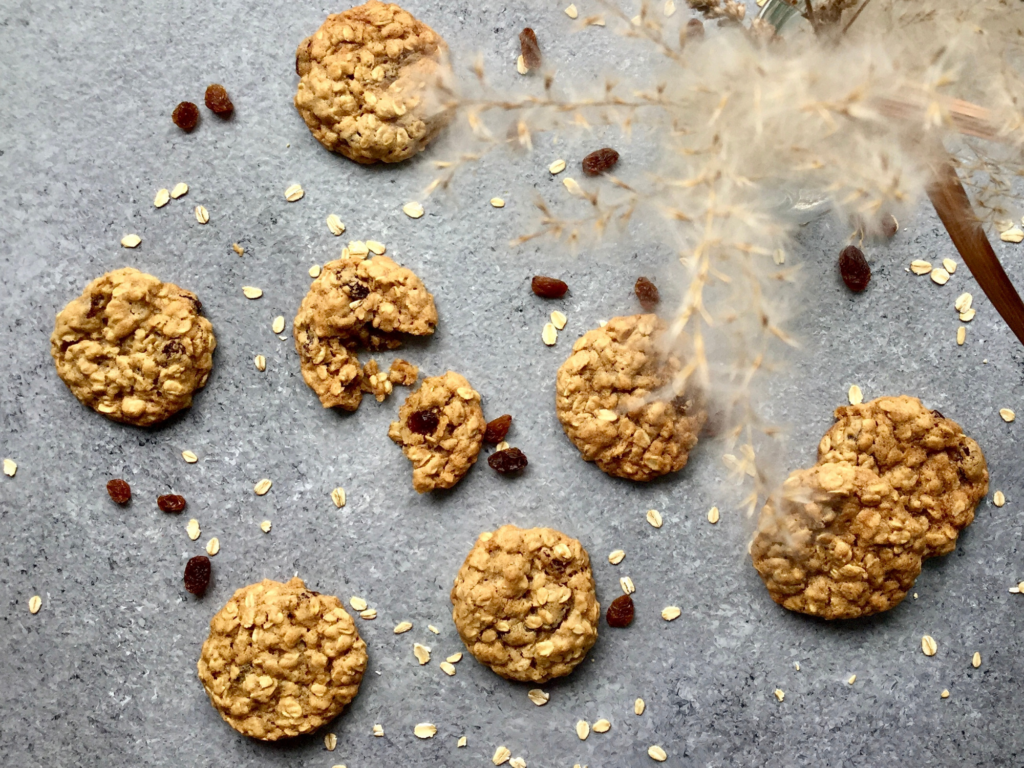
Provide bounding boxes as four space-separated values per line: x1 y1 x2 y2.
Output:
647 509 663 528
260 520 272 533
575 720 590 740
402 201 425 219
205 537 220 556
941 689 950 699
2 458 16 477
528 689 550 706
446 652 463 663
774 689 785 702
439 661 456 676
516 54 528 75
509 759 526 768
331 487 346 508
999 408 1015 423
181 450 198 464
707 506 720 524
232 243 245 256
592 719 611 733
271 316 285 334
154 188 170 208
773 248 786 265
490 197 506 209
254 478 272 496
374 724 385 737
348 240 369 257
794 662 801 671
620 576 635 595
634 698 645 715
563 177 583 196
120 234 141 248
565 4 578 19
662 606 681 621
972 651 982 668
28 595 42 614
542 323 558 346
394 621 413 634
994 490 1005 507
1000 226 1024 243
495 441 510 451
308 264 322 278
910 260 932 275
664 0 677 15
170 182 189 199
360 608 377 620
242 286 263 299
185 518 201 541
254 355 266 371
551 310 568 330
943 258 957 274
548 159 567 174
955 293 973 312
596 408 618 422
285 184 304 202
350 596 368 612
414 723 436 739
414 643 431 665
324 733 337 751
493 746 512 765
960 308 976 322
848 384 863 405
428 624 440 634
957 326 966 346
608 549 625 565
922 635 938 656
1012 585 1021 594
848 675 857 685
195 205 209 224
326 214 345 236
648 745 668 762
366 240 386 255
930 267 950 285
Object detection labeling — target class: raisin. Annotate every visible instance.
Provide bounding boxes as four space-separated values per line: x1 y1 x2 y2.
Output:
484 414 512 444
346 281 370 300
162 340 185 356
582 147 620 176
158 494 187 513
838 245 871 292
488 447 528 474
172 101 199 132
606 594 635 628
204 84 233 115
86 293 108 318
106 479 131 504
635 276 660 310
183 555 211 596
408 409 440 435
182 294 203 315
519 27 542 70
531 275 569 299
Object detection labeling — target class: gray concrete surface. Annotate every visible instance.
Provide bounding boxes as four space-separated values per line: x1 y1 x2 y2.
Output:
1 1 1023 766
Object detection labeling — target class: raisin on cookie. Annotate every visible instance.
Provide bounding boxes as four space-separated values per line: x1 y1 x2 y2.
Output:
555 314 706 481
50 267 215 427
451 525 600 683
294 1 454 164
197 577 367 741
816 395 988 557
388 371 485 492
751 463 929 620
293 251 437 410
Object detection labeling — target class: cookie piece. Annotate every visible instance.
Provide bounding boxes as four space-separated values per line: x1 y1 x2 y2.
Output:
197 577 368 741
555 314 706 481
294 1 453 164
293 252 437 410
388 371 485 492
817 395 988 557
50 267 216 426
451 525 600 682
751 463 929 620
360 359 393 402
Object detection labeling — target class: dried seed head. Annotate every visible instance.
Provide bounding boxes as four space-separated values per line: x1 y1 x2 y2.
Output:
121 234 141 248
922 635 938 656
326 214 345 236
403 201 425 218
154 188 170 208
608 549 625 565
662 606 681 621
242 286 263 299
284 184 304 202
253 478 272 496
194 205 209 224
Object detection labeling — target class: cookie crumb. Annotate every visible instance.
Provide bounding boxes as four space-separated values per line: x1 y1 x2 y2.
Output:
254 478 272 496
2 458 16 477
661 606 681 621
285 184 304 202
773 689 785 702
388 359 419 386
260 520 272 533
922 635 938 656
28 595 42 614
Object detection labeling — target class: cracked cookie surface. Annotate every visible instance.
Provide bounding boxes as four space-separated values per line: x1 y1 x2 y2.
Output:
555 314 706 481
451 525 600 683
294 1 453 164
751 463 929 620
293 252 436 410
50 267 215 426
817 395 988 557
388 371 484 492
197 577 367 741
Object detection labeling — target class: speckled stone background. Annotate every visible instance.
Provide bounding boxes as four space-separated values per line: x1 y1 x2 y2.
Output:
2 1 1023 766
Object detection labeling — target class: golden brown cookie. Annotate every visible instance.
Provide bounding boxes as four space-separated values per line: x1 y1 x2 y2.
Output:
294 1 454 164
751 463 929 620
388 371 485 492
555 314 706 481
50 267 215 427
197 577 367 741
451 525 600 682
293 252 437 410
817 395 988 557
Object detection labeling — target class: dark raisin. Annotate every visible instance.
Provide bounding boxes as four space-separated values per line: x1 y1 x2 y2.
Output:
519 27 542 70
346 281 370 300
932 410 945 420
484 414 512 444
204 84 234 115
635 276 660 310
106 479 131 504
582 147 620 176
86 293 108 318
158 494 187 513
838 245 871 292
182 294 203 315
183 555 211 596
172 101 199 132
162 340 185 356
531 275 569 299
606 594 635 628
408 409 440 435
488 447 528 474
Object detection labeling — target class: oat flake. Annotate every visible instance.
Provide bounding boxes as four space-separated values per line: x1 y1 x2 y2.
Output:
993 490 1005 507
324 733 337 751
575 720 590 740
490 197 506 208
957 326 966 346
542 323 558 346
922 635 938 656
649 745 668 762
360 608 377 620
254 355 267 371
326 214 345 236
774 689 785 702
620 576 635 595
707 506 720 524
647 509 663 528
662 606 681 621
28 595 42 614
551 310 567 330
154 188 170 208
548 159 567 174
195 205 209 224
121 234 141 248
999 408 1015 423
446 652 463 663
260 520 272 533
516 54 528 75
254 478 272 496
186 518 201 541
593 719 611 733
848 675 857 685
284 184 304 202
528 689 549 706
232 243 244 256
2 458 16 477
941 689 950 699
563 177 583 196
457 734 466 747
509 759 526 768
414 723 436 739
634 697 645 715
374 724 385 737
170 182 188 199
309 264 322 278
493 746 512 765
242 286 263 299
272 316 285 334
973 651 982 668
608 549 625 565
565 4 578 19
930 267 950 285
331 487 346 508
848 384 863 405
366 240 386 255
394 621 413 634
403 201 425 219
910 260 932 275
181 450 198 464
943 258 957 274
414 643 431 665
596 408 618 422
440 661 456 676
350 596 368 612
205 537 220 556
